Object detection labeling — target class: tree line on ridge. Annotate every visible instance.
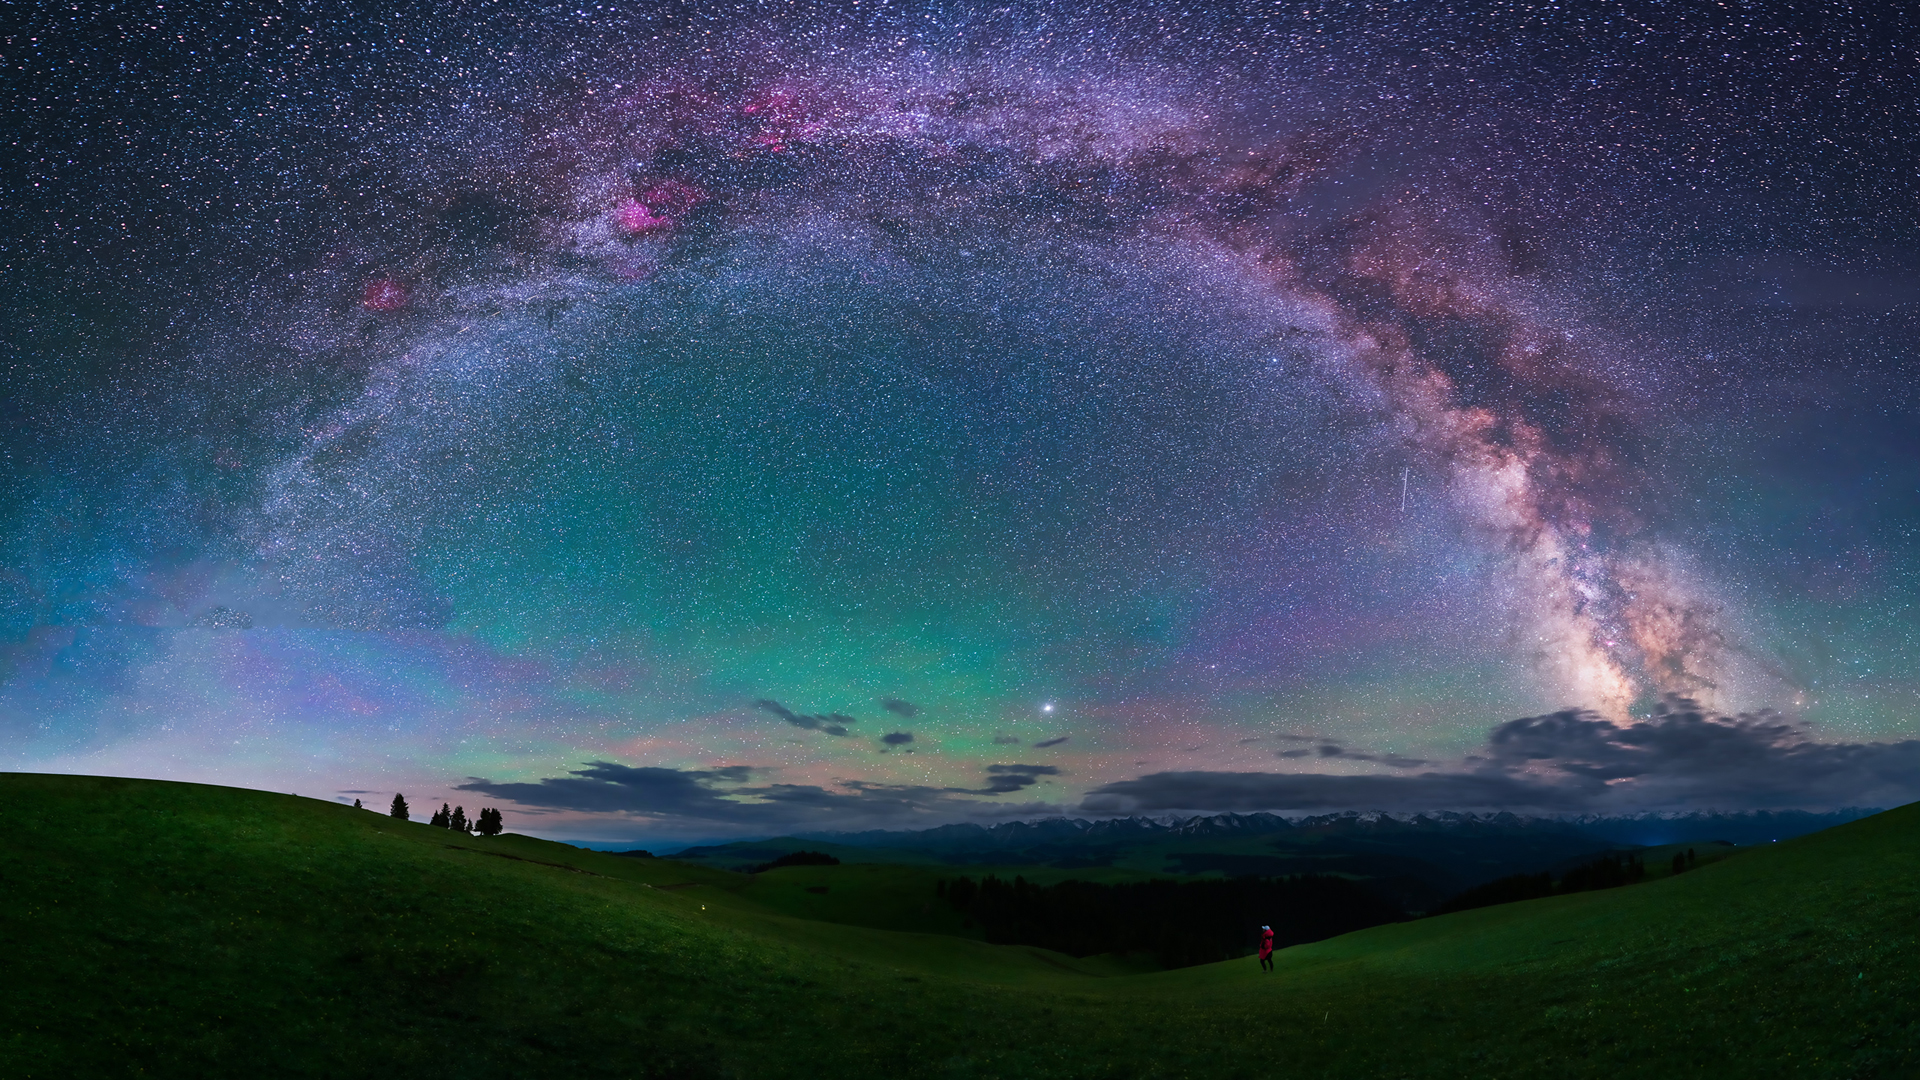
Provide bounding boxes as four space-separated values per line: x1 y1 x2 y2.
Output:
383 794 503 836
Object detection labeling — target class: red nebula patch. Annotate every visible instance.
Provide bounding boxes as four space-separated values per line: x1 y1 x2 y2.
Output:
361 278 408 311
640 179 706 214
614 180 708 236
738 90 820 153
740 90 795 118
614 198 673 234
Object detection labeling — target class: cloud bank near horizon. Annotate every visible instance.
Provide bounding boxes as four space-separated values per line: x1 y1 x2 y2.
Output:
456 759 1068 834
1085 699 1920 817
459 699 1920 836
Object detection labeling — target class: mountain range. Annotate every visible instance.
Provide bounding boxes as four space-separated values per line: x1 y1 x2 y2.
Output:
664 808 1877 911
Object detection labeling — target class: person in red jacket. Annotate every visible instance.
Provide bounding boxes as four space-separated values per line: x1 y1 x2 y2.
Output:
1258 925 1275 972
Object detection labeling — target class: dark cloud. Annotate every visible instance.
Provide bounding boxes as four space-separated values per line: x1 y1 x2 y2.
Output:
460 700 1918 834
458 761 1060 834
1033 735 1070 748
987 764 1060 776
983 763 1060 793
754 699 855 737
1289 744 1429 768
881 731 914 746
882 698 920 718
1479 700 1920 808
1082 769 1569 816
456 762 762 817
993 735 1022 745
1087 698 1920 815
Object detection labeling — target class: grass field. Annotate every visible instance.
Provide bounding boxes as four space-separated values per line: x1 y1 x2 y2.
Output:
4 773 1916 1078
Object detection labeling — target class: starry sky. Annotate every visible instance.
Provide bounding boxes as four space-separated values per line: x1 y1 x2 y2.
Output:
6 0 1920 842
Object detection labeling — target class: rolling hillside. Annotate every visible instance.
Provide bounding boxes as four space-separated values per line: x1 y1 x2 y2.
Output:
3 773 1915 1078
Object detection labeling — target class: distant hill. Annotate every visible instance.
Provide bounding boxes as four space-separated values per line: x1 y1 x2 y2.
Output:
668 808 1875 912
789 808 1880 852
5 774 1914 1077
1563 808 1879 846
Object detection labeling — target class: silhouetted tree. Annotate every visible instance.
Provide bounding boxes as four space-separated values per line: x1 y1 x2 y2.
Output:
475 807 503 836
450 806 471 833
1437 849 1680 915
389 794 409 819
1671 852 1686 875
353 798 362 809
748 850 840 873
1433 872 1555 915
430 803 451 828
1560 853 1637 892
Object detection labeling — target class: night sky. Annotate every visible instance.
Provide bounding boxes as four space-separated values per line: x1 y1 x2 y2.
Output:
7 0 1920 842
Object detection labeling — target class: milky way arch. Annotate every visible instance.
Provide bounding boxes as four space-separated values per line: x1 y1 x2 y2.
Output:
16 0 1918 826
248 41 1740 723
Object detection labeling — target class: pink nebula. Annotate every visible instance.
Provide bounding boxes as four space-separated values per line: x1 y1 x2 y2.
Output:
361 278 408 311
640 179 706 213
614 180 707 236
613 198 673 234
739 90 794 118
738 89 822 153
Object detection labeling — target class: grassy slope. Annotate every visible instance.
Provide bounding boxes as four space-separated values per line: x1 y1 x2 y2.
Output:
738 863 983 937
663 837 952 870
3 774 1916 1079
1148 813 1919 1075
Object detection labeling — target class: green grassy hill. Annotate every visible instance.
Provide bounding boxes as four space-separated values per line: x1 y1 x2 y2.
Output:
4 773 1915 1078
650 836 954 870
